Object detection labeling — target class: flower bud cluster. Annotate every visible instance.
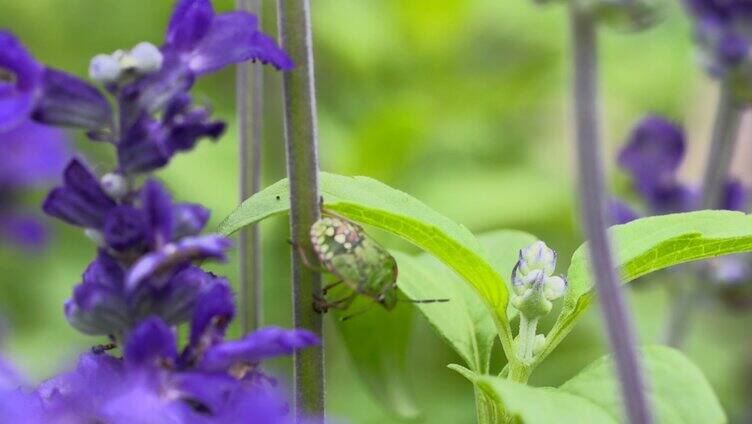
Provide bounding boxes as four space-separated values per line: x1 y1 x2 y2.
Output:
89 42 163 83
511 241 568 319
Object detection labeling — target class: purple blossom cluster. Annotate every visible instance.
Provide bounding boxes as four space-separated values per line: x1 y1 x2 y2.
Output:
0 0 318 422
611 115 751 285
683 1 752 80
611 115 746 223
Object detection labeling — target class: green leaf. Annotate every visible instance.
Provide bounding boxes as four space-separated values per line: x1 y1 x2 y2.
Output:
218 173 516 359
560 347 725 424
538 210 752 366
331 294 423 420
452 347 725 424
394 230 537 373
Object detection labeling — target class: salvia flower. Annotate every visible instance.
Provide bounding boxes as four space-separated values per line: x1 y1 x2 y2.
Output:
511 241 568 319
612 114 746 222
613 115 751 288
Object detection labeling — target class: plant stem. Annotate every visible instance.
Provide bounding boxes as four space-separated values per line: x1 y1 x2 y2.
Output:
662 83 742 348
569 7 653 424
700 84 742 210
236 0 264 334
277 0 324 421
516 314 538 364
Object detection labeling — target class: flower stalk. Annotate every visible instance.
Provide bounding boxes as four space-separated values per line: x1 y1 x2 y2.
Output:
569 6 653 424
277 0 325 421
236 0 264 333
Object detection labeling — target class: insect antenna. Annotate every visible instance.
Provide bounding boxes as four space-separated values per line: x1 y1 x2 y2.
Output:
397 296 450 304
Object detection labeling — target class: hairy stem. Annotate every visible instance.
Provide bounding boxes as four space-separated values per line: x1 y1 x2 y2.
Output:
277 0 325 421
569 8 653 424
516 314 538 365
236 0 264 334
663 84 742 348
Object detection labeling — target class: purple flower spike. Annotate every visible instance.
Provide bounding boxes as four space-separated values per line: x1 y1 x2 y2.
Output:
200 327 319 373
0 120 68 188
618 115 686 197
164 0 293 74
126 235 233 291
43 159 116 229
0 31 42 130
124 317 177 368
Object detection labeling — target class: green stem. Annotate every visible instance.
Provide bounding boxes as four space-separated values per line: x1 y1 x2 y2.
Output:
236 0 264 334
277 1 325 421
516 314 538 364
474 387 499 424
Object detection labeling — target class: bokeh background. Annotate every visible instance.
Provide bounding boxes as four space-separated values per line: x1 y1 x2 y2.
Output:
1 0 751 422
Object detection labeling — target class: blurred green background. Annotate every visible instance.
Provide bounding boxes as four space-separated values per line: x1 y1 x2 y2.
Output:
1 0 750 422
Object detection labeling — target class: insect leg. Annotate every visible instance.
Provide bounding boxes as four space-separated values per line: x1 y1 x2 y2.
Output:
322 280 344 295
287 239 328 273
340 302 377 322
313 291 357 313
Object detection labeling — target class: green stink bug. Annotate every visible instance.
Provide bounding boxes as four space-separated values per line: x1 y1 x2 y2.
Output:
298 211 447 319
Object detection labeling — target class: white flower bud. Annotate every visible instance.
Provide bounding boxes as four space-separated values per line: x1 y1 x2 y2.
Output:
543 276 567 301
89 54 121 83
129 42 163 74
101 173 129 200
518 241 557 277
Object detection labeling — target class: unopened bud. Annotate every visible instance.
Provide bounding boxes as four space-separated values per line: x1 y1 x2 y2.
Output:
89 54 121 83
511 241 568 319
129 42 163 74
101 173 130 200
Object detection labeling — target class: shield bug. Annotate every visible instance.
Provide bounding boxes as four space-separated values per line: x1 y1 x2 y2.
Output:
296 211 447 319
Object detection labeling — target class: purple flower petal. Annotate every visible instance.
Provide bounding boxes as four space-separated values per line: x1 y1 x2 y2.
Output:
0 120 68 188
66 282 129 336
103 205 148 251
165 0 215 52
141 179 174 249
42 159 116 229
189 276 234 347
609 198 640 225
187 12 293 74
124 317 177 368
618 115 685 198
32 69 111 131
0 31 42 130
200 327 319 372
646 184 699 215
173 203 210 239
126 235 233 291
